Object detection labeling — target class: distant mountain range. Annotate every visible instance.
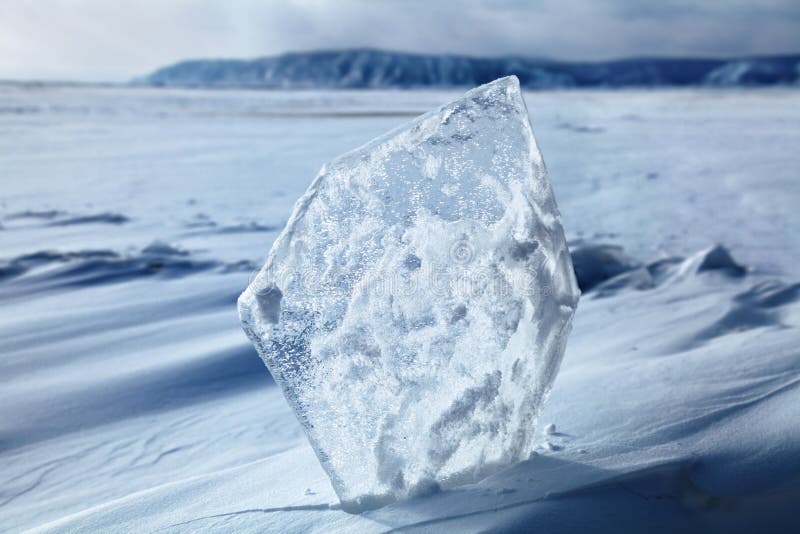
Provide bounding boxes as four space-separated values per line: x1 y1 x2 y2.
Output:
139 49 800 89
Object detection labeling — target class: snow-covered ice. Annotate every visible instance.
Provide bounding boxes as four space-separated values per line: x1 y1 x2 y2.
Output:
239 77 579 511
1 83 799 532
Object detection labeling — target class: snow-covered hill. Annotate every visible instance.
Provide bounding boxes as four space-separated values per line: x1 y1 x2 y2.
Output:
139 49 800 89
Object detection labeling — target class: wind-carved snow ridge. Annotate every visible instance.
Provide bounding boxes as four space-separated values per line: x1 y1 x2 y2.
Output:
238 76 580 513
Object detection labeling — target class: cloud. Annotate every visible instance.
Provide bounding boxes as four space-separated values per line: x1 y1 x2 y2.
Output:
1 0 799 81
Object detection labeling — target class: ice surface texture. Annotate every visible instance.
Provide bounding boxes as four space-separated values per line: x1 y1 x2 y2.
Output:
239 76 579 512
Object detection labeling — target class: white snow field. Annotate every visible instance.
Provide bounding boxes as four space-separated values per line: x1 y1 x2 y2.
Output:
239 77 580 511
1 83 799 532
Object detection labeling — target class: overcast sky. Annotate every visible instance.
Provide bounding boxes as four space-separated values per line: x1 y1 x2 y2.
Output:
2 0 799 81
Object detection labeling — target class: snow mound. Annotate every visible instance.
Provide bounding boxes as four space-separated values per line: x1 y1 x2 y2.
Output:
0 243 251 298
570 243 749 299
695 244 747 275
2 209 130 228
569 243 641 292
676 244 747 279
239 76 579 512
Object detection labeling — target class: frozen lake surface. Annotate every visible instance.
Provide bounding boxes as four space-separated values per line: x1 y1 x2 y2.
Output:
1 84 799 532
